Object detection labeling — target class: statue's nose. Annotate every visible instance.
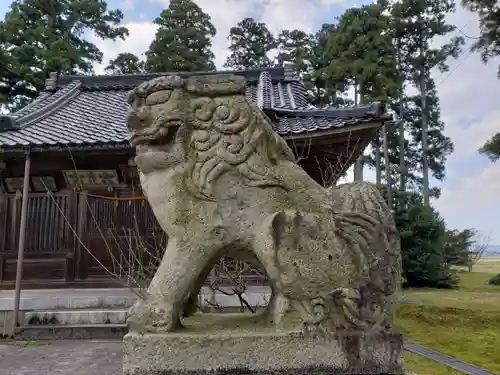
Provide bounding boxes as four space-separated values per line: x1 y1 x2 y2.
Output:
127 109 150 131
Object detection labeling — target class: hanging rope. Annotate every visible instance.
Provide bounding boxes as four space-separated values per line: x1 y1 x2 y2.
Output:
79 193 147 208
81 193 147 201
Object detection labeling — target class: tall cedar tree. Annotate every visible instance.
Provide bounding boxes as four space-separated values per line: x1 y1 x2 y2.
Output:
146 0 216 73
388 0 464 201
0 0 128 110
105 52 145 74
306 24 353 107
321 4 399 103
320 3 400 182
462 0 500 162
275 29 313 78
224 17 275 69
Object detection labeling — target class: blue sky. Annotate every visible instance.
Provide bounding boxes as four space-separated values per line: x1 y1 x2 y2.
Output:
1 0 499 244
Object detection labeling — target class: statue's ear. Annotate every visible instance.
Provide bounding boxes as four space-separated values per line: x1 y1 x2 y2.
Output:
185 74 246 97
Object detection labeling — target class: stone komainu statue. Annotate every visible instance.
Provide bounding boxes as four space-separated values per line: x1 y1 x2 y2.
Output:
125 73 402 333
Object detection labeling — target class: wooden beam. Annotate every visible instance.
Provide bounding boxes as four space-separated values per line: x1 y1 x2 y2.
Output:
75 192 88 280
0 194 7 254
283 122 382 141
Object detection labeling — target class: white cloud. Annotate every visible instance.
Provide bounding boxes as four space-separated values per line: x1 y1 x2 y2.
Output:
261 0 321 34
85 0 500 243
89 22 158 74
120 0 135 11
433 162 500 240
92 0 334 70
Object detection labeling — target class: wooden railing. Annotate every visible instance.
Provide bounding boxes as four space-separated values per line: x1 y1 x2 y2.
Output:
1 192 75 253
0 190 267 287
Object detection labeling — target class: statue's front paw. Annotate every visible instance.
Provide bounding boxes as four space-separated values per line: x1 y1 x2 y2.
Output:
126 299 178 334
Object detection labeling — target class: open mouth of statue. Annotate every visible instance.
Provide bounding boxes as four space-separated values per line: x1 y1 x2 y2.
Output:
130 120 182 148
132 120 183 173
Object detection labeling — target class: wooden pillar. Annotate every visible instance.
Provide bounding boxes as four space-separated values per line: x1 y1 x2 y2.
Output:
0 194 7 254
11 152 31 336
75 191 88 280
64 190 79 282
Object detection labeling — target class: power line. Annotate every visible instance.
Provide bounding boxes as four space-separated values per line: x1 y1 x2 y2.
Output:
436 50 473 87
456 26 480 40
435 22 477 87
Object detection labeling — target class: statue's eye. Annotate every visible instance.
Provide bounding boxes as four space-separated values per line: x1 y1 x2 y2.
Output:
145 90 172 106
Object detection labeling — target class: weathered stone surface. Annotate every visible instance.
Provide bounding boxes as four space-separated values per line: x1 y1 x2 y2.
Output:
125 73 402 335
123 314 404 375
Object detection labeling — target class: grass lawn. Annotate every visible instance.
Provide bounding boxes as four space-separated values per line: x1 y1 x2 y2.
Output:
399 257 500 374
404 353 464 375
396 305 500 373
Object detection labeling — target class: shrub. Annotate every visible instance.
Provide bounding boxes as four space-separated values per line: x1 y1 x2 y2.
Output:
488 273 500 286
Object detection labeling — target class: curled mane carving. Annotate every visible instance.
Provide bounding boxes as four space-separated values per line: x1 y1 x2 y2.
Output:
182 75 296 200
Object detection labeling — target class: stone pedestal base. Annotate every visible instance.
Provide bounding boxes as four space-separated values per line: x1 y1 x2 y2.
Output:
123 313 405 375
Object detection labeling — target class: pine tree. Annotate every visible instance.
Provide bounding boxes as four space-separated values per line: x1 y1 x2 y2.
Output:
0 0 128 110
275 29 313 77
145 0 216 73
224 17 275 69
390 0 464 204
105 52 145 74
320 3 400 183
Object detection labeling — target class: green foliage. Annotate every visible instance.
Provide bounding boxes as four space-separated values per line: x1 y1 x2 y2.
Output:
479 132 500 162
105 52 145 74
0 0 128 110
444 229 476 267
320 3 400 102
145 0 216 73
488 273 500 286
462 0 500 76
306 23 349 107
224 17 275 69
364 0 463 197
375 186 458 289
391 0 464 78
396 202 458 288
275 29 313 78
403 80 454 190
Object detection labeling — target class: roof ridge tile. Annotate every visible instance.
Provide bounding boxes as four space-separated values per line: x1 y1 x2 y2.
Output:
16 81 82 127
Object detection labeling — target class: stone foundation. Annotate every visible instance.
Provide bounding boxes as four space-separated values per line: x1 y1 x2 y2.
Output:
123 314 405 375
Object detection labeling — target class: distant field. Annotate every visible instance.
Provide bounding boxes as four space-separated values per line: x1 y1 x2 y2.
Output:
400 257 500 374
473 257 500 274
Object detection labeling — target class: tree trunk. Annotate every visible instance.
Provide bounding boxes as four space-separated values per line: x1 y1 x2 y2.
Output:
353 82 364 181
419 30 430 206
375 137 381 184
384 122 392 209
397 39 406 198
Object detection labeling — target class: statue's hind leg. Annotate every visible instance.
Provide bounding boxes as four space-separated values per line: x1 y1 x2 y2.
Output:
127 236 220 333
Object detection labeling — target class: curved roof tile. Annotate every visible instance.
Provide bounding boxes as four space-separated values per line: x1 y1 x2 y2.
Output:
0 66 389 151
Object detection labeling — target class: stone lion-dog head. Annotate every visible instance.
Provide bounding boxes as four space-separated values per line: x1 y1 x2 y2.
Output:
127 74 296 200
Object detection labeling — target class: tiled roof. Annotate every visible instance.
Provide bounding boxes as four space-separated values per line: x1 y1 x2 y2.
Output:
0 66 390 152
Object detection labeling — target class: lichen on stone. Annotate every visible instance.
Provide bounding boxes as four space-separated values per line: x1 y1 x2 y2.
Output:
125 73 402 336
